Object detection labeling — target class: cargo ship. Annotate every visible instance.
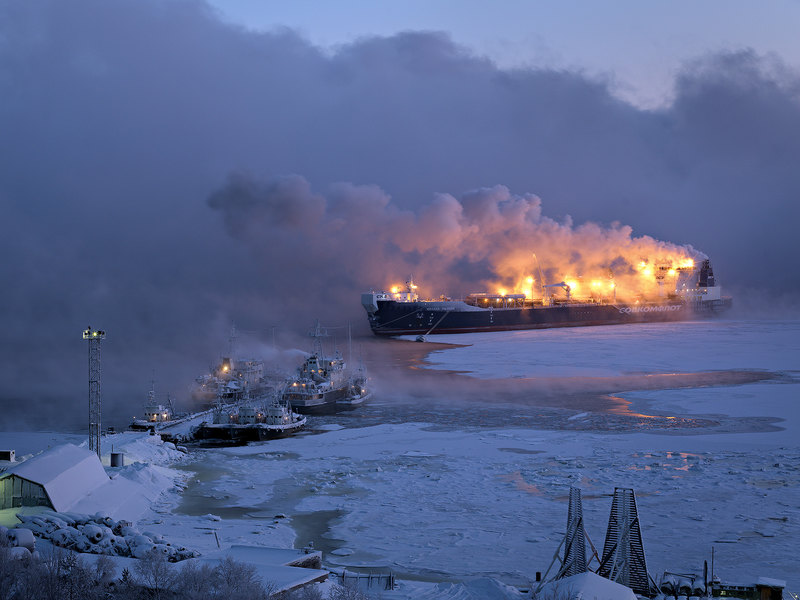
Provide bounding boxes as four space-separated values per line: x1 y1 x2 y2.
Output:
362 260 732 337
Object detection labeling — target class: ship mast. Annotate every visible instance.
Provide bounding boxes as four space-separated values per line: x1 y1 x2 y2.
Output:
228 324 237 358
348 322 353 365
309 319 329 358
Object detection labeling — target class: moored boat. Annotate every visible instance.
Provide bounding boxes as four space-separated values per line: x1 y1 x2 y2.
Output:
192 399 306 442
281 321 370 414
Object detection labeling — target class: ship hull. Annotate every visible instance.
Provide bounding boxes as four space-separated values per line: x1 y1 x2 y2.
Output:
366 298 732 336
193 422 305 442
283 387 349 415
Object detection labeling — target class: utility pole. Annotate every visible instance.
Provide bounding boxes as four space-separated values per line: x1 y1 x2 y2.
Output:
83 326 106 459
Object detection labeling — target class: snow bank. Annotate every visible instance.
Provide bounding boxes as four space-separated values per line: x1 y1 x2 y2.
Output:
16 511 198 560
102 431 185 466
536 572 636 600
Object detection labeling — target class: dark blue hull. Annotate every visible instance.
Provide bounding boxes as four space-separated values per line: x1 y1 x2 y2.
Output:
366 298 732 336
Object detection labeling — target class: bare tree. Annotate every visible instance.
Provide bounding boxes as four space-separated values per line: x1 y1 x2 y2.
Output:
172 560 217 600
134 549 177 600
215 556 270 600
327 581 374 600
282 583 325 600
1 542 283 600
0 538 24 600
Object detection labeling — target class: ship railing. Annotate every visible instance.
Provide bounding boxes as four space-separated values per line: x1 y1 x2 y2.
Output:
462 297 622 309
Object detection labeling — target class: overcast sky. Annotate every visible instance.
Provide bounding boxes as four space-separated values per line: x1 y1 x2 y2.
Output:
207 0 800 109
1 0 798 427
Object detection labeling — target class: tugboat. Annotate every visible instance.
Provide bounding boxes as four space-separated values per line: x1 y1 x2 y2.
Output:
192 398 306 442
130 383 179 432
281 321 368 414
191 327 281 407
337 362 371 409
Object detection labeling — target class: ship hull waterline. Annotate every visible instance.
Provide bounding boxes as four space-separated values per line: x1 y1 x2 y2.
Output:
192 423 306 442
284 387 352 415
367 299 732 337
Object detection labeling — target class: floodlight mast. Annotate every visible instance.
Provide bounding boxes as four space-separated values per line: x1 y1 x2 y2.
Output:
83 326 106 459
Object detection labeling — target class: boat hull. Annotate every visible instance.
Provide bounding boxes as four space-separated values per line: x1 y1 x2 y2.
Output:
366 298 732 336
283 387 350 415
192 422 305 442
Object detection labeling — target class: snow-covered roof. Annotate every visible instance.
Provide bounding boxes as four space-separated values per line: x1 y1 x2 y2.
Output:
756 577 786 589
537 572 637 600
183 545 328 594
4 444 109 512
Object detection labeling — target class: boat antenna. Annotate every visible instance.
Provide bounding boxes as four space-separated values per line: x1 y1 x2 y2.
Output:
228 323 237 357
348 322 353 365
309 320 328 357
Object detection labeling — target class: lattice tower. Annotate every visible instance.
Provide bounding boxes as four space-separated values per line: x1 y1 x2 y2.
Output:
83 326 106 459
598 487 652 595
557 486 588 578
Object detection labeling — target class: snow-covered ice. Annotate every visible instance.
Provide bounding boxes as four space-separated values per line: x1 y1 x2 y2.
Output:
139 319 795 596
416 319 798 377
1 318 798 598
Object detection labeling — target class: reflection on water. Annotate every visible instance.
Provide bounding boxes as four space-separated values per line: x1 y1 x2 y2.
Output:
627 450 703 473
290 510 346 555
498 471 544 495
303 392 768 435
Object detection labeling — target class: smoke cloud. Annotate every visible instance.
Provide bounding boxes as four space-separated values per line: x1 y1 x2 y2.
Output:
209 175 702 305
1 0 799 427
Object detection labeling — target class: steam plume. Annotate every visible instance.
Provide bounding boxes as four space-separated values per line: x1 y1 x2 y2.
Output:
210 175 704 308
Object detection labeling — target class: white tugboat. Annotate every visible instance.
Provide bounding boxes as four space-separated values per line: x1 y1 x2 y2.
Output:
191 326 280 407
338 361 371 408
129 382 178 431
281 321 369 414
192 398 306 442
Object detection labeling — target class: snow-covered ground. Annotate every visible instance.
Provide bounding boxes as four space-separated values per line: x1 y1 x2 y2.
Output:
2 319 798 598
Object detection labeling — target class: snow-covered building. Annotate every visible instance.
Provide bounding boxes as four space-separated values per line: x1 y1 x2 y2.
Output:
177 545 328 595
0 444 109 511
536 572 637 600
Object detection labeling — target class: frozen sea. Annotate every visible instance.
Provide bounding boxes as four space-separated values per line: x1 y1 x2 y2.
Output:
168 319 800 597
4 318 799 599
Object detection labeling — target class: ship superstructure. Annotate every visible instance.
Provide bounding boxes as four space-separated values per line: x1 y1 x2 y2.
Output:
130 382 179 431
362 260 731 337
281 321 369 413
